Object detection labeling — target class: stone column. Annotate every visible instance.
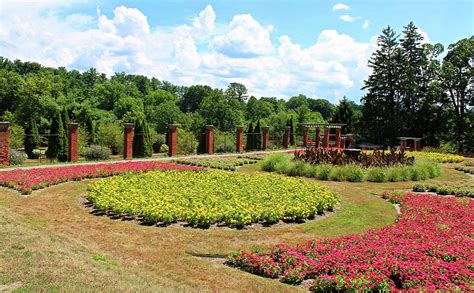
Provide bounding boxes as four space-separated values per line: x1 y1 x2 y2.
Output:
335 128 341 149
315 127 321 148
0 122 10 165
205 125 214 155
68 123 79 162
323 128 330 148
168 124 178 157
236 126 244 153
123 123 134 159
262 126 269 151
283 126 291 149
303 127 309 147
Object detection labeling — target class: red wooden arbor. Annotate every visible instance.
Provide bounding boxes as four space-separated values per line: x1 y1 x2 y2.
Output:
299 123 346 149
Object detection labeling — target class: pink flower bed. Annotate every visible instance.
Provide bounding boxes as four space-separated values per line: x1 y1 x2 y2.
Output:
226 194 474 291
0 161 201 194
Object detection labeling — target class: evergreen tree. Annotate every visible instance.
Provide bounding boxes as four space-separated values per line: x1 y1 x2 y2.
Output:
246 122 254 151
332 97 354 133
289 117 295 146
132 113 152 157
61 107 70 154
362 26 403 146
46 109 68 161
399 22 429 137
85 114 95 144
24 118 41 159
254 120 262 150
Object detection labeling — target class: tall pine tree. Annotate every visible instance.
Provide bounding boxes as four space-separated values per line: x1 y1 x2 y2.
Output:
132 113 153 157
246 122 254 151
362 26 403 146
332 97 354 133
46 109 68 161
24 118 41 159
254 120 262 150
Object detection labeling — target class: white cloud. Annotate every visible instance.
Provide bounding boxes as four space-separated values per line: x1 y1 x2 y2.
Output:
363 20 369 29
0 3 377 101
332 3 351 11
339 15 362 23
192 4 216 40
210 14 274 57
416 27 431 44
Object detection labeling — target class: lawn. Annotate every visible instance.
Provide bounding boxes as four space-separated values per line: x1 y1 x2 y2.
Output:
0 156 470 291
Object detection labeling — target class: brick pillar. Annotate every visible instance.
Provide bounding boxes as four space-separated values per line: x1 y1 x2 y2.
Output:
323 128 330 148
123 123 134 159
205 125 214 155
168 124 178 157
236 126 244 153
303 127 309 147
283 126 291 149
68 123 79 162
315 128 321 148
262 126 269 151
0 122 10 165
335 128 341 149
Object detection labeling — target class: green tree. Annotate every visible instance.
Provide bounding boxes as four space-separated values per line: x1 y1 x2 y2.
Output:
362 26 403 145
332 97 355 133
307 98 335 120
199 90 244 131
254 120 262 150
225 82 248 102
46 109 68 161
180 85 212 113
438 36 474 151
24 118 41 158
131 113 152 157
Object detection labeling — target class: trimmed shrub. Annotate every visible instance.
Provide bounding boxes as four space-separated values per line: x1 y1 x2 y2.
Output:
365 167 386 182
9 149 26 165
160 144 169 153
343 164 364 182
81 145 110 161
316 164 332 180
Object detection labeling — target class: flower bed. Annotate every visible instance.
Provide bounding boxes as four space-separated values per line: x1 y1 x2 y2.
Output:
87 170 338 227
226 194 474 291
408 151 464 163
0 161 200 194
455 165 474 175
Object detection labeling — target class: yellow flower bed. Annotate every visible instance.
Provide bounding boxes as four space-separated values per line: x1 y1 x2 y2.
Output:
407 151 464 163
87 170 339 227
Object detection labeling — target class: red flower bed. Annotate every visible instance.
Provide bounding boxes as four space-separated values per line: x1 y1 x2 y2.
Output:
226 194 474 291
0 161 201 194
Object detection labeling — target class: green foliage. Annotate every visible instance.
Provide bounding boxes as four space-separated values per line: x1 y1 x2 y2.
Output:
176 128 198 155
332 96 354 133
132 113 152 157
96 122 122 155
261 154 291 172
9 123 25 150
81 145 110 161
46 109 68 161
9 149 26 165
24 118 41 158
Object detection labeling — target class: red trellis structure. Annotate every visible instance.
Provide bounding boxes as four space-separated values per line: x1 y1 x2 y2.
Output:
299 123 346 149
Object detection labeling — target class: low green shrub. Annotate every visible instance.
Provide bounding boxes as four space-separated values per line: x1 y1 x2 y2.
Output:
316 164 332 180
365 167 386 182
9 149 26 165
81 145 110 161
411 182 473 198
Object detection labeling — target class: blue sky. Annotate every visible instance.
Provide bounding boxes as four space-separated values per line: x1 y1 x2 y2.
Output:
0 0 472 103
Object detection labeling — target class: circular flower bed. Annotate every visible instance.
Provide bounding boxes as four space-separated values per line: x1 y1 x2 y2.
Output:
86 170 338 228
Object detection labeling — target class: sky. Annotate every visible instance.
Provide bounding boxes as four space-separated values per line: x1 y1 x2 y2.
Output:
0 0 472 103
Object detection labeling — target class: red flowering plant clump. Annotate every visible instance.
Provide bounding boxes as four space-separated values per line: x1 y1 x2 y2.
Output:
0 161 201 194
226 194 474 291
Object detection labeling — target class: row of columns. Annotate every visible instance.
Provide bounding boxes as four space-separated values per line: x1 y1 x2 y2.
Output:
0 122 345 165
285 126 344 149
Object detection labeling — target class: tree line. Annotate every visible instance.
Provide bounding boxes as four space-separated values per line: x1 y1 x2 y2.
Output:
0 21 472 161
